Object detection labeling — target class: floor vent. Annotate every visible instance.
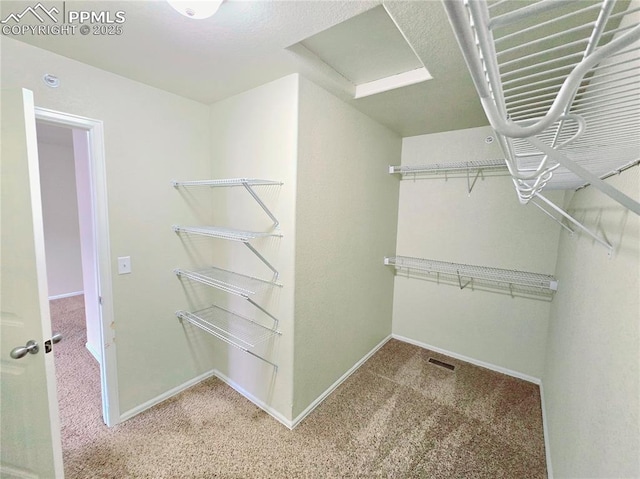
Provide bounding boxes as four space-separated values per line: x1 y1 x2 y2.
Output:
428 358 456 371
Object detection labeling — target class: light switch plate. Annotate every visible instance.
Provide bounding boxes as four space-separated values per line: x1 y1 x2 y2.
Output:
118 256 131 275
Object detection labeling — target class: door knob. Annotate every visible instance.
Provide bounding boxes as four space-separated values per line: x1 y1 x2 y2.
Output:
10 340 39 359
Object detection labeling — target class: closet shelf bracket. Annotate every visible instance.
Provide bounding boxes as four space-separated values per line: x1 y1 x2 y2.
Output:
176 305 280 369
532 193 614 257
172 178 283 227
173 225 282 278
456 270 473 290
384 256 558 296
174 266 282 322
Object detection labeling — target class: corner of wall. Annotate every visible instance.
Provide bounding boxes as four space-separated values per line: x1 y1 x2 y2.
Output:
292 76 401 418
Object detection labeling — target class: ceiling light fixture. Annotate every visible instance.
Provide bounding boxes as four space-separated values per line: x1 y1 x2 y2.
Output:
167 1 223 19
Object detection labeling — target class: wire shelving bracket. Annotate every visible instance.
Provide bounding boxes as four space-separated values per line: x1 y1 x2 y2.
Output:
176 304 281 369
389 160 509 194
175 266 282 322
173 178 283 227
173 225 282 278
384 255 558 296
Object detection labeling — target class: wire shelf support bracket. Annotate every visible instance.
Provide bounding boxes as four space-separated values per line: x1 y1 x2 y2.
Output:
172 178 283 227
532 193 614 257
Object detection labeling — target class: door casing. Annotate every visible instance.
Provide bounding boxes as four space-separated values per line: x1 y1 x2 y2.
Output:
35 107 120 427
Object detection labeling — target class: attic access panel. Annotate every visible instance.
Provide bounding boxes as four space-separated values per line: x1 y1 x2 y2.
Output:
293 5 432 98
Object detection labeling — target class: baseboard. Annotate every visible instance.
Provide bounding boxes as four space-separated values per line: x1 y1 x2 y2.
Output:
119 370 217 423
290 334 393 429
539 381 554 479
211 369 294 430
212 335 393 431
48 290 84 300
392 334 541 385
85 342 101 363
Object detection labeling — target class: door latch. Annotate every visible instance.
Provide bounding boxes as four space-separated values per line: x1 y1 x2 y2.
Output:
44 332 63 354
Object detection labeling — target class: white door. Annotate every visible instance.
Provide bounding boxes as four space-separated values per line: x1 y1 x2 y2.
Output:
1 88 65 478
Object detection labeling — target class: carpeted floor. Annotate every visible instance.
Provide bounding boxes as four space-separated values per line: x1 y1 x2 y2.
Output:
51 295 547 478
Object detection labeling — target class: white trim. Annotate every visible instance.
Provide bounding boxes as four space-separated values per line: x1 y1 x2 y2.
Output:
211 335 393 430
392 334 541 384
34 107 120 426
85 342 101 363
354 68 432 99
48 290 83 301
119 370 217 422
539 381 554 479
211 369 294 429
290 334 392 429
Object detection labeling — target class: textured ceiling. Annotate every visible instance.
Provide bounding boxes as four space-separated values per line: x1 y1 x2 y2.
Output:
0 0 489 137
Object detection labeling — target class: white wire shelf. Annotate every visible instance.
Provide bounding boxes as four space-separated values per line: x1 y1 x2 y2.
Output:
173 225 281 242
389 160 509 194
384 256 558 295
175 266 282 297
389 160 508 175
173 178 282 227
173 226 282 278
443 0 640 215
172 178 283 188
174 266 282 321
176 305 281 369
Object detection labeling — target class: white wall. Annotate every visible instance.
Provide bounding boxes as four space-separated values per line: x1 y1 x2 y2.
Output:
2 37 213 413
207 75 299 422
37 129 84 298
293 76 401 417
393 127 563 379
72 129 101 361
543 168 639 478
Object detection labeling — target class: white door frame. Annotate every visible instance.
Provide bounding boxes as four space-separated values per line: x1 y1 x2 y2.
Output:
35 107 120 427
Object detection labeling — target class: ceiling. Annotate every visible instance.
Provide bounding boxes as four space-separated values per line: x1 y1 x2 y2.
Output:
0 0 489 137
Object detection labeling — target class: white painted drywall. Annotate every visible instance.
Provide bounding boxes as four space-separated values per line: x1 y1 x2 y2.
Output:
542 5 640 474
293 76 400 417
542 168 639 478
393 127 563 379
2 38 213 413
72 129 101 362
208 75 299 421
37 129 84 298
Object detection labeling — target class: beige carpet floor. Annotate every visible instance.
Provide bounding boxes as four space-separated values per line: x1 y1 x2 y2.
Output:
51 295 547 478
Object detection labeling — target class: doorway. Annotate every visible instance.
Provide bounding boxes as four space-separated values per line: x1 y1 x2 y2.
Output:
36 121 105 444
34 107 120 430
